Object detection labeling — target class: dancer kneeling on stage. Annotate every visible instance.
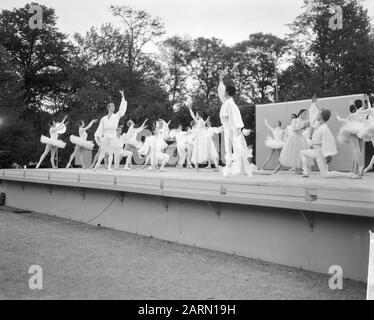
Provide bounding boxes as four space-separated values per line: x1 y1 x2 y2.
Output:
36 115 68 169
94 90 127 171
300 109 360 179
113 126 134 171
66 119 98 169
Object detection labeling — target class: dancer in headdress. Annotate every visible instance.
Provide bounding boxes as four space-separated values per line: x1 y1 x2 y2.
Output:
301 108 360 179
36 115 68 169
275 107 312 174
94 90 127 171
218 72 245 176
66 119 98 169
113 126 135 171
260 116 284 171
187 106 220 170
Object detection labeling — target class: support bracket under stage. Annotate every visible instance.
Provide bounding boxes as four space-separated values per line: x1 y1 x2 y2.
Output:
207 201 221 218
159 196 169 211
300 210 314 231
119 192 126 204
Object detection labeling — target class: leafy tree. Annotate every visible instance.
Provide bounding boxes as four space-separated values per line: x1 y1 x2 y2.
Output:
109 5 165 95
287 0 374 97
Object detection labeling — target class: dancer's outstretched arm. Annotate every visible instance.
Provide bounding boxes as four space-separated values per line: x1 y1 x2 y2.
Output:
83 119 98 132
218 72 226 103
117 90 128 117
188 105 198 122
264 116 274 133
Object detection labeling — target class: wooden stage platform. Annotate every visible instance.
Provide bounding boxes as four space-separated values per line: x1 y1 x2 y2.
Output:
1 167 374 282
2 168 374 217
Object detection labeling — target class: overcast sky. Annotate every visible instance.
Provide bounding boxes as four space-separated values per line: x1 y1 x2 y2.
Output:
1 0 374 45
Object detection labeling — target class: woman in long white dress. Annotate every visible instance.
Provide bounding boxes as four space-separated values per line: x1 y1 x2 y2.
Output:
206 120 223 169
274 109 311 174
36 115 68 169
66 119 98 169
260 116 284 170
187 106 219 169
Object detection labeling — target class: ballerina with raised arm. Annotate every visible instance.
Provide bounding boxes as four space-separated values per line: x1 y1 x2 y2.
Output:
188 105 219 169
36 115 68 169
66 119 98 169
94 90 128 171
260 115 284 171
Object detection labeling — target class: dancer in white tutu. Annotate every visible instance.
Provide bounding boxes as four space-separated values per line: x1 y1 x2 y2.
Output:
94 90 127 171
36 115 68 169
139 121 170 172
187 106 220 170
113 126 134 171
260 116 284 170
337 102 367 176
170 125 189 169
66 119 98 169
274 108 311 174
301 109 360 179
124 119 148 152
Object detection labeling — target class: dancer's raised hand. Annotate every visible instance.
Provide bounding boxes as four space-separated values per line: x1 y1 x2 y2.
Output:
119 90 125 98
312 94 317 104
219 71 225 81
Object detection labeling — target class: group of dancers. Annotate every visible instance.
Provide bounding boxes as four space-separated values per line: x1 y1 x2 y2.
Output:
260 94 374 178
35 74 374 179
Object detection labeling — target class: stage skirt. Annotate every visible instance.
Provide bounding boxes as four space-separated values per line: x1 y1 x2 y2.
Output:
40 135 66 149
338 121 366 144
279 132 311 168
70 135 94 150
264 135 284 149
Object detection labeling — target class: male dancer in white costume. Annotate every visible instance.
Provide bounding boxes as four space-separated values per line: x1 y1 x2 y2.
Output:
218 72 245 177
94 90 127 171
300 108 360 179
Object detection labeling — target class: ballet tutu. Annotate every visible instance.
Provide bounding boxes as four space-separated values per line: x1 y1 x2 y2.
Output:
69 135 94 150
357 119 374 142
338 121 366 144
125 138 142 151
40 135 66 149
279 133 311 168
264 135 284 149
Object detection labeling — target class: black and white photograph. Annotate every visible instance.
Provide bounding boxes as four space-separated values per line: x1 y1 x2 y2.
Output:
1 0 374 304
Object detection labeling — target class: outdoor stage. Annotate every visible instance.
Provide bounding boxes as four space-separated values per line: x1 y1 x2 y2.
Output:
1 167 374 282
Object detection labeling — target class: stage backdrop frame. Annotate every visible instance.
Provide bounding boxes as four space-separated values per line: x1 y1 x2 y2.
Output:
256 94 366 172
